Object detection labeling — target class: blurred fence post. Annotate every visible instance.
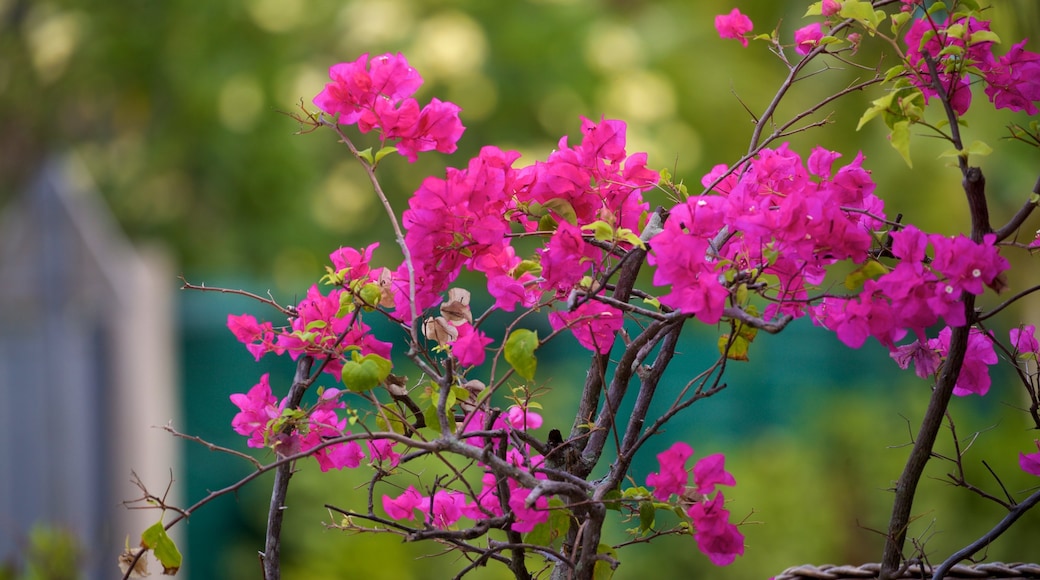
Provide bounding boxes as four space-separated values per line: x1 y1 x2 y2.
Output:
0 154 179 578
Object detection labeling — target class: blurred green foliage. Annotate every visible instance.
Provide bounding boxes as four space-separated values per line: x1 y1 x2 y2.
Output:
0 525 81 580
6 0 1040 577
4 0 1037 286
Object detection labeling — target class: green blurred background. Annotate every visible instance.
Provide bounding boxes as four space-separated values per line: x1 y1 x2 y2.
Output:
3 0 1040 578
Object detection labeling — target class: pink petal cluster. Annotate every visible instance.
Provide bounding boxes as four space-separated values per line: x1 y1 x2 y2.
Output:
1021 442 1040 477
794 23 824 55
653 144 884 325
230 379 366 471
392 116 655 353
313 53 464 162
645 442 742 566
715 8 753 47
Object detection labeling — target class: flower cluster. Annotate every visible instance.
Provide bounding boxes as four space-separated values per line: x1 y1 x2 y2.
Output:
646 442 742 566
313 53 465 161
382 406 550 533
651 144 885 325
716 5 1040 116
230 374 368 472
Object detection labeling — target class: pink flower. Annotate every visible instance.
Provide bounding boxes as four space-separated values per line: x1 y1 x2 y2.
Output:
451 323 493 367
688 493 745 566
646 442 693 500
383 486 423 520
548 300 623 354
715 8 753 47
396 98 466 162
329 243 379 283
505 405 543 431
1011 325 1040 356
314 440 365 472
984 39 1040 115
229 374 281 448
929 233 1009 296
1020 441 1040 477
693 454 737 495
794 23 824 55
821 0 841 16
507 485 549 533
890 340 941 378
367 439 402 467
227 313 278 361
927 327 998 396
418 490 467 530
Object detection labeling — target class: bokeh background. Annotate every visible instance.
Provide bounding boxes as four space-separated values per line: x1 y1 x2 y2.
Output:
2 0 1040 578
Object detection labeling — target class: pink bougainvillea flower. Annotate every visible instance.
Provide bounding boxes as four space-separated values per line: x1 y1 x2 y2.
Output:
794 22 824 55
548 299 623 354
927 327 998 396
1011 325 1040 356
688 492 745 566
1020 441 1040 477
984 39 1040 115
314 439 366 472
693 453 737 496
418 490 467 530
715 8 753 47
505 405 543 431
229 374 281 448
383 486 424 520
451 323 493 367
646 442 694 500
367 439 402 467
507 484 549 533
821 0 841 16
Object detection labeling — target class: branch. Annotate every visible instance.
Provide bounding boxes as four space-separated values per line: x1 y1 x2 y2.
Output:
262 356 313 580
931 487 1040 580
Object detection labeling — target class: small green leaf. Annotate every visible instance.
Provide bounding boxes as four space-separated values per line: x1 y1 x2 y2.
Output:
857 92 896 130
373 146 398 164
889 119 913 168
593 544 618 580
804 1 823 17
357 147 374 165
141 521 182 574
358 282 382 310
504 329 538 380
965 140 993 158
542 198 578 225
638 501 655 533
844 259 888 290
584 220 615 243
341 353 392 392
718 334 751 361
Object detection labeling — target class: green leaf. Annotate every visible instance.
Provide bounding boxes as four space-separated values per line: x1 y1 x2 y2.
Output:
504 329 539 380
542 198 578 225
638 501 655 533
857 92 896 130
804 1 823 17
373 145 398 164
718 333 751 361
925 1 946 16
358 282 382 310
890 11 912 34
141 521 182 574
357 147 374 165
593 544 618 580
889 119 913 168
584 220 615 243
883 64 905 83
341 353 392 392
844 259 888 290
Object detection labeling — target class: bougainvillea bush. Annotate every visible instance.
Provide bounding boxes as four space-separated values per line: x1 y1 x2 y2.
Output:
122 1 1040 579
